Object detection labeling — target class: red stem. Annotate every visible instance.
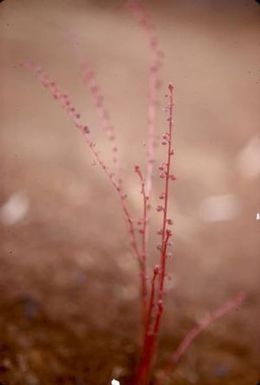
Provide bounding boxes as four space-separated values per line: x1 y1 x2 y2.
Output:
135 165 152 337
80 61 120 173
135 84 175 385
152 84 174 337
128 0 164 263
159 84 174 297
23 62 141 264
155 291 246 385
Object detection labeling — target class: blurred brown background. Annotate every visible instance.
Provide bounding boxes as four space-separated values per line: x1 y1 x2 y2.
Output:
0 1 260 384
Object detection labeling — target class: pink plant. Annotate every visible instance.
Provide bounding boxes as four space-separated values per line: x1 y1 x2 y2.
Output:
22 2 245 384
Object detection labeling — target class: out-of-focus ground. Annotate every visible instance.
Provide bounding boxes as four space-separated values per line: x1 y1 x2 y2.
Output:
0 0 260 384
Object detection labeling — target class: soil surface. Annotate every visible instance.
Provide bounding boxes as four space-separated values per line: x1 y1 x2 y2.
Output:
0 1 260 384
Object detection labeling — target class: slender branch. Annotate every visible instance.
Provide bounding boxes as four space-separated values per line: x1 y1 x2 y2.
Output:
135 165 149 265
80 61 120 175
152 83 175 336
134 84 175 385
22 62 141 262
155 291 246 385
128 0 164 248
159 84 174 297
135 165 149 328
146 265 160 331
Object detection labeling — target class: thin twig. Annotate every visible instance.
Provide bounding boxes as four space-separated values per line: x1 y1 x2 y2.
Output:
23 62 141 262
155 291 246 385
80 61 120 175
128 0 164 246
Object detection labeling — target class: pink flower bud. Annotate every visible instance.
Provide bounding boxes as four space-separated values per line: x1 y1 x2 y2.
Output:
169 174 176 181
83 126 90 134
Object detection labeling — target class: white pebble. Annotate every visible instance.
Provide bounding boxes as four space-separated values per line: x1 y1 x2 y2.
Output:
111 380 120 385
